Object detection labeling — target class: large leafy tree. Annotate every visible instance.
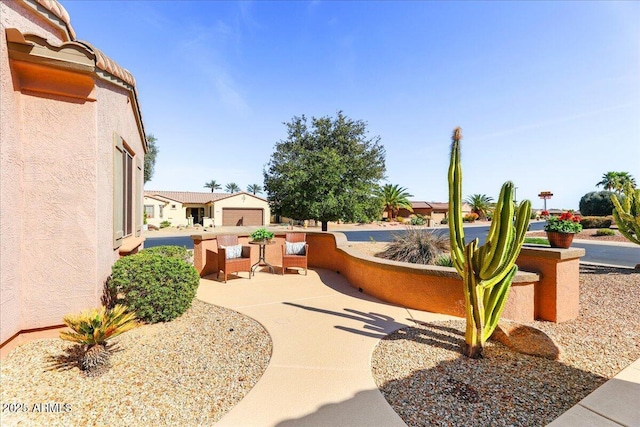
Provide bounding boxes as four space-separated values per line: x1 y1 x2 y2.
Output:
247 184 263 195
225 182 240 193
465 194 494 219
375 184 413 221
144 134 159 184
264 112 386 231
597 171 636 192
204 180 222 192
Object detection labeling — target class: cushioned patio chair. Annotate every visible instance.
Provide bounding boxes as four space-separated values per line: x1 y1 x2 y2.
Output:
281 233 308 275
217 235 252 283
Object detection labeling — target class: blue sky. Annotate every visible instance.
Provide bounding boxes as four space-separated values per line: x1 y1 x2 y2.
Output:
61 1 639 211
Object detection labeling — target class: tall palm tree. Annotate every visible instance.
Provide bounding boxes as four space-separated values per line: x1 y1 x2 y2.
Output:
204 180 221 193
225 182 240 193
596 172 621 192
616 172 636 191
375 184 413 221
247 184 263 195
597 172 637 192
464 194 494 219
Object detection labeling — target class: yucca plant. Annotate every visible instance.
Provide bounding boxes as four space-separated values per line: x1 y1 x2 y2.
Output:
60 304 139 376
448 127 531 358
380 226 449 265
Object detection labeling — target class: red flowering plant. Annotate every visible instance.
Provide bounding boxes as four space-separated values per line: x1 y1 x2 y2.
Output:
541 210 549 217
544 211 583 233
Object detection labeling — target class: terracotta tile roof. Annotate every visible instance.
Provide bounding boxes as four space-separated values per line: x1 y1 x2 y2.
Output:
410 201 432 209
27 0 135 87
145 191 226 204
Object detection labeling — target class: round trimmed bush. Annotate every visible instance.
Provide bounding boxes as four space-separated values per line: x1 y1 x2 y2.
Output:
109 253 199 323
139 245 191 263
579 191 615 216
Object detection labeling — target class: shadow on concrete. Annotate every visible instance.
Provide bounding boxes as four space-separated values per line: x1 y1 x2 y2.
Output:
283 302 408 339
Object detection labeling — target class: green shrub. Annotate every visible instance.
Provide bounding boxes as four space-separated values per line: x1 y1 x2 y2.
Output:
580 216 613 229
140 245 191 262
440 217 449 225
380 227 449 265
160 220 171 228
434 254 454 267
108 253 199 324
409 214 427 225
595 228 615 236
579 191 615 216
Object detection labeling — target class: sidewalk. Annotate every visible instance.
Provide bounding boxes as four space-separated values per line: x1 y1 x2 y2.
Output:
196 268 640 427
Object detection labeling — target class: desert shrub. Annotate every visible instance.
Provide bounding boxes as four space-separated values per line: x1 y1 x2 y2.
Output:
409 214 427 225
579 191 615 216
580 216 613 229
595 228 616 236
380 227 449 265
160 220 171 228
108 253 199 324
140 245 190 262
434 254 454 267
463 212 479 222
440 217 449 225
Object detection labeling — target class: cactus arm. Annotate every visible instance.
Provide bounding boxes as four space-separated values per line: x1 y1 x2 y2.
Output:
448 129 465 275
480 183 515 279
611 188 640 245
463 239 483 356
482 265 518 342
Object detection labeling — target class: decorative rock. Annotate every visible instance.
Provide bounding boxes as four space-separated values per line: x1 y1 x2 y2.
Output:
491 321 562 360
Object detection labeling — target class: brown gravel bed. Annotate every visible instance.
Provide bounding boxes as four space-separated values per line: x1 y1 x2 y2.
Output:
372 265 640 426
0 299 272 426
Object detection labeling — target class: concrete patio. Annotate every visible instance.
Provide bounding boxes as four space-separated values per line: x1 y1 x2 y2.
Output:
196 267 640 427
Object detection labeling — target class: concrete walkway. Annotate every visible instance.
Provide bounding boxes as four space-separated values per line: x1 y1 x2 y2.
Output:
196 269 457 426
196 269 640 427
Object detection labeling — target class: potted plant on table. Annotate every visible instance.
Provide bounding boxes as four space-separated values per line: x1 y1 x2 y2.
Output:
544 211 582 248
250 228 274 243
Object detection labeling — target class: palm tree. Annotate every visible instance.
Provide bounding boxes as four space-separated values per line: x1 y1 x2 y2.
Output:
464 194 494 219
226 182 240 193
597 172 637 192
596 172 621 192
247 184 263 195
204 180 221 193
616 172 636 191
375 184 413 221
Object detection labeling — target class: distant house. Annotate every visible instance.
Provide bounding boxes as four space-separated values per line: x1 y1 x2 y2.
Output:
144 191 271 228
398 201 472 224
1 0 146 348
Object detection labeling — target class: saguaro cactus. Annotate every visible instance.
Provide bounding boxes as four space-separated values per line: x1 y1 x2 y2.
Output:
611 184 640 246
448 127 531 358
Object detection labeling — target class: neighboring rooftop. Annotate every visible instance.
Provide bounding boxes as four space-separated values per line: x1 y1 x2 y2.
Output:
144 191 267 204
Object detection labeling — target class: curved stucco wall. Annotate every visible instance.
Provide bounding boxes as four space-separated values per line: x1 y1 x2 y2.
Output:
0 1 145 344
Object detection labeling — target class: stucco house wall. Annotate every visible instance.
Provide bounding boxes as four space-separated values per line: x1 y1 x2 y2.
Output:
212 193 271 227
1 0 146 346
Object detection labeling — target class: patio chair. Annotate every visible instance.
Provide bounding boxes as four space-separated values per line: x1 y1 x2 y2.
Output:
217 235 252 283
281 233 308 275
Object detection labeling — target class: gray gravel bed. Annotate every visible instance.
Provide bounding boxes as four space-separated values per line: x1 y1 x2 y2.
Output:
372 265 640 426
1 299 272 426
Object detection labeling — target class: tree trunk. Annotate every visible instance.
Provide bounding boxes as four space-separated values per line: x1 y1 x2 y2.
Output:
321 221 328 231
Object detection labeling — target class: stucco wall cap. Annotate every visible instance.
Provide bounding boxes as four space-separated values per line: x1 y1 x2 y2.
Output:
521 246 586 260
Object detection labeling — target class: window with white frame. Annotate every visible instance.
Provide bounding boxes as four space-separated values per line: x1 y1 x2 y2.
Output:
159 204 164 218
144 205 155 218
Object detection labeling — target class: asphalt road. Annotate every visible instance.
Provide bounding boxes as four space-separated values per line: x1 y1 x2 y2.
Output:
144 221 640 268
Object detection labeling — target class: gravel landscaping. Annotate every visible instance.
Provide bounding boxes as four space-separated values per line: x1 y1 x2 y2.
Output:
0 300 271 426
372 265 640 426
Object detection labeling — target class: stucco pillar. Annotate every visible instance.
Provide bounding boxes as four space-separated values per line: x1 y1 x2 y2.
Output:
517 247 585 322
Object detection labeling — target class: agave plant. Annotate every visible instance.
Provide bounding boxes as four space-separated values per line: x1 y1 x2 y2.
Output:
60 304 139 376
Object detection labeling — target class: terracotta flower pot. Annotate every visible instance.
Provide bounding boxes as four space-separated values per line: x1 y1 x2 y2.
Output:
546 231 575 249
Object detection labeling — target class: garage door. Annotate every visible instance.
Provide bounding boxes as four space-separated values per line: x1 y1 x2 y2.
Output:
222 208 264 226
